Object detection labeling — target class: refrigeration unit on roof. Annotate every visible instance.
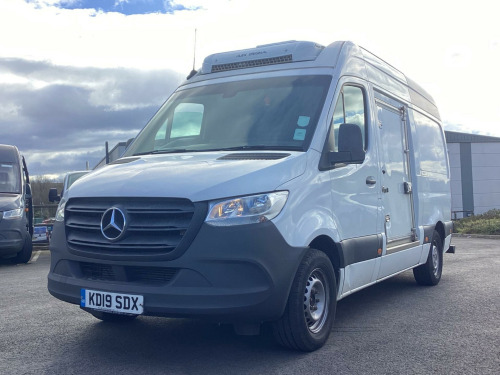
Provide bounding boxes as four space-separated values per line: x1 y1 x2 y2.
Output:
200 41 325 74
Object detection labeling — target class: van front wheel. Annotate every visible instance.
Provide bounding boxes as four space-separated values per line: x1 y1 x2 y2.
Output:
273 249 337 351
14 232 33 264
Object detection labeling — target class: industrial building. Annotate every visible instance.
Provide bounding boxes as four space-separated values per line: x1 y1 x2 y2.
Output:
445 131 500 218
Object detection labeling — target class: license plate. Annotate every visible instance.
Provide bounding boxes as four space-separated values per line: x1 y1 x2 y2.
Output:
81 289 144 315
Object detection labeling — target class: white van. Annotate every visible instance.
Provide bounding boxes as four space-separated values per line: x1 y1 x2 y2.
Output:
48 41 455 351
48 170 89 203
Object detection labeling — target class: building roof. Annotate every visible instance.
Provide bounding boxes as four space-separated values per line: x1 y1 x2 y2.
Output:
445 131 500 143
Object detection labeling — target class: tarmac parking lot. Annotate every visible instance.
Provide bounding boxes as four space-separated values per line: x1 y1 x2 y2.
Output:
0 237 499 375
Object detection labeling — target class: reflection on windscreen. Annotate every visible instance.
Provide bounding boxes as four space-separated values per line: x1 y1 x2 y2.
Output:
125 75 332 156
0 163 20 193
67 172 88 189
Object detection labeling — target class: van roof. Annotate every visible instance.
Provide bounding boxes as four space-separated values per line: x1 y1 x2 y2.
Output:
188 40 439 120
0 144 19 163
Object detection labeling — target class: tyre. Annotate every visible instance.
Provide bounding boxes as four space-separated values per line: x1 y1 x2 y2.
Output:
273 249 337 351
88 310 138 323
413 230 443 286
14 232 33 264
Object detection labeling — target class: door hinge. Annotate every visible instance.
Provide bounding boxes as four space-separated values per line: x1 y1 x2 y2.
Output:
404 181 412 194
411 228 417 241
400 106 406 120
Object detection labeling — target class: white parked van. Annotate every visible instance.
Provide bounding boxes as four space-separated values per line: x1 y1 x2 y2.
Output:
48 41 455 351
48 170 89 203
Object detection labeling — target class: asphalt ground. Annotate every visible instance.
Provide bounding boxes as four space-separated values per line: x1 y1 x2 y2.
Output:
0 237 499 374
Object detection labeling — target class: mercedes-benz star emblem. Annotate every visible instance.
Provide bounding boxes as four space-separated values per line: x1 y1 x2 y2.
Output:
100 207 126 241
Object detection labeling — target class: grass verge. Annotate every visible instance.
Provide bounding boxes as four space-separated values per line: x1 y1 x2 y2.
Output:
453 209 500 235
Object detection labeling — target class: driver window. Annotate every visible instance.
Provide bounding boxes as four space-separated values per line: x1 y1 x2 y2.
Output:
330 85 366 151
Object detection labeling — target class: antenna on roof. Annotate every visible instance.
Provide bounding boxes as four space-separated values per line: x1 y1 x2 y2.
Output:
187 28 198 80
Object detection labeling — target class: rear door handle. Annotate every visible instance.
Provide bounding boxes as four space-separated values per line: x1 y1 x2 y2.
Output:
366 176 376 185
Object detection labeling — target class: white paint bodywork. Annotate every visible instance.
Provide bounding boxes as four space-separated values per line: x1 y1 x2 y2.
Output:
68 41 452 302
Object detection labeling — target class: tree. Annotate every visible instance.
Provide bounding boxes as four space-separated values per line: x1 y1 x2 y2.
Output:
30 176 63 206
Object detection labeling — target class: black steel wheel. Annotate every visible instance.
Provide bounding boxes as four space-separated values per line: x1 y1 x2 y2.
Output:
273 249 337 351
413 230 443 286
14 232 33 264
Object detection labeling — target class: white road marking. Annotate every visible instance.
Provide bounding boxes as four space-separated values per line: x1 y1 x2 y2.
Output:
31 250 41 263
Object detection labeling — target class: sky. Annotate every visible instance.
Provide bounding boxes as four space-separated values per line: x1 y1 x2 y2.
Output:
0 0 499 178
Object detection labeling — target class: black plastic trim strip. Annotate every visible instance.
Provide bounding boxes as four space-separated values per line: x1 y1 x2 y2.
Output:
422 225 434 243
338 234 383 268
444 221 454 238
217 153 290 161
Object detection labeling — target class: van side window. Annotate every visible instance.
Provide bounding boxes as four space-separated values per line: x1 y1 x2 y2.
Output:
413 111 447 175
155 121 168 141
331 86 366 151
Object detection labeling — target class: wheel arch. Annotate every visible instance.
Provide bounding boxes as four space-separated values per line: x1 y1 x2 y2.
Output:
434 221 445 248
309 235 342 288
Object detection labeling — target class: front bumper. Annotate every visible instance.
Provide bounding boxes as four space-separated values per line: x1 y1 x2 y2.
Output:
48 220 306 322
0 219 25 256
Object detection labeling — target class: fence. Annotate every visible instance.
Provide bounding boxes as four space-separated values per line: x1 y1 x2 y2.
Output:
33 204 59 224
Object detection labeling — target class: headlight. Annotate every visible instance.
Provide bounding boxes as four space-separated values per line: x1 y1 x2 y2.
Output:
206 191 288 226
55 199 66 222
2 208 23 220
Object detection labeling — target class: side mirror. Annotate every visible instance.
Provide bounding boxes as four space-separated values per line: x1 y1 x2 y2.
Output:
25 183 32 200
48 188 61 203
329 123 365 164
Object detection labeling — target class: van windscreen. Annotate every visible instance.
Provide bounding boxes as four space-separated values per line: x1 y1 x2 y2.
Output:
0 162 21 194
125 75 332 156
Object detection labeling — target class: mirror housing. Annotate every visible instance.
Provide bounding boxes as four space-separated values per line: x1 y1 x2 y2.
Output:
25 183 32 200
48 188 60 203
329 123 365 165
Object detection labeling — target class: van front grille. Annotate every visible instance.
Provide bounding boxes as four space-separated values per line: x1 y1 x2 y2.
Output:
65 197 196 258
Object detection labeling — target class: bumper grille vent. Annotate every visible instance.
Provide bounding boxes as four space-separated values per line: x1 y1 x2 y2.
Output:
80 262 178 285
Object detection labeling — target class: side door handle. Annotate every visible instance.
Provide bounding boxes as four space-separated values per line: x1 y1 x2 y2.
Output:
366 176 376 185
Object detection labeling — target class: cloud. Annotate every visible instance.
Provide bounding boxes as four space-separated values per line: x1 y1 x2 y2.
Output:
26 0 202 15
2 0 500 177
0 57 183 176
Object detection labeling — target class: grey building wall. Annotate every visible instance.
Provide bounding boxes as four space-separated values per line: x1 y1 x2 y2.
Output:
447 142 463 215
471 143 500 214
446 131 500 218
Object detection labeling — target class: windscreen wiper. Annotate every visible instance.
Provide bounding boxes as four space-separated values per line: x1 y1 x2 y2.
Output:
133 149 191 156
211 145 303 152
133 145 302 156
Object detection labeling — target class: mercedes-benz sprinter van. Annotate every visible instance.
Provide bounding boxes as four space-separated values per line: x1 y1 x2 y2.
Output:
0 144 33 263
48 41 454 351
